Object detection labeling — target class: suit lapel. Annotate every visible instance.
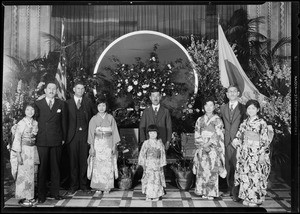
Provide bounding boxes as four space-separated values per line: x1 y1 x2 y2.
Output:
47 99 61 121
155 107 164 124
223 103 231 123
231 103 241 123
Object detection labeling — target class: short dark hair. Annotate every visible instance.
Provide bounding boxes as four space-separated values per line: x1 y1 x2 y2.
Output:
45 80 57 88
149 86 161 94
202 97 216 109
22 102 36 118
227 84 240 92
95 96 109 109
147 124 159 133
245 99 261 116
73 80 85 88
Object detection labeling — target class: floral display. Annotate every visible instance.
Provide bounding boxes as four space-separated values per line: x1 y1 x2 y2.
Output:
105 44 188 109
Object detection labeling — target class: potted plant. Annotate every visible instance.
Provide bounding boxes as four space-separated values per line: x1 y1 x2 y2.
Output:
116 136 138 190
169 132 195 191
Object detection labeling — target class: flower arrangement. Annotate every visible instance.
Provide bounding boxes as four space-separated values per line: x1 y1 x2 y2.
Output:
106 44 188 109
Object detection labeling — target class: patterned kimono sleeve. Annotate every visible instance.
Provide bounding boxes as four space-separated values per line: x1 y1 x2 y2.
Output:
214 117 225 161
159 139 167 167
11 121 25 153
32 120 38 136
138 140 148 168
231 119 246 149
194 117 204 148
87 117 97 145
259 120 271 155
111 116 121 146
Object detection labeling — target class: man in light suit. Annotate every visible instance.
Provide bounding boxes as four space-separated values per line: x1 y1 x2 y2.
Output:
219 85 246 202
35 80 67 203
139 87 172 150
65 81 97 195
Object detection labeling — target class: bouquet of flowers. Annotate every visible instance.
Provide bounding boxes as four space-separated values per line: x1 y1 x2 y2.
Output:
106 44 188 108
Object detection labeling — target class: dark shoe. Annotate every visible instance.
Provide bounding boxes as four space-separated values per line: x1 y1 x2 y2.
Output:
222 191 230 197
67 190 76 195
232 196 242 202
54 195 65 200
38 198 46 204
49 195 65 200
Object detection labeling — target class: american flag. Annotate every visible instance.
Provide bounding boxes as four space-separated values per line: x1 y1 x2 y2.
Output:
55 19 67 100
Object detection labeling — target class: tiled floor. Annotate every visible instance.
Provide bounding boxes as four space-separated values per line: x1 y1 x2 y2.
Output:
2 161 292 212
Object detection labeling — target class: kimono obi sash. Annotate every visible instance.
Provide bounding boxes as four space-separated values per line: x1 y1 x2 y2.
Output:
244 131 260 141
22 138 36 146
95 126 112 139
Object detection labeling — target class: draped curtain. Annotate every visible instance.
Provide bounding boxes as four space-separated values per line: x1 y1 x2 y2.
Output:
50 4 246 72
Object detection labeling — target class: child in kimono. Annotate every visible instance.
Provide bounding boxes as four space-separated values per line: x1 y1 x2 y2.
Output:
10 103 39 206
88 96 120 194
138 124 167 201
232 99 274 207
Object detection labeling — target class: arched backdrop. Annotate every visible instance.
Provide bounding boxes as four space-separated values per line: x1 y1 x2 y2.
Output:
93 30 198 109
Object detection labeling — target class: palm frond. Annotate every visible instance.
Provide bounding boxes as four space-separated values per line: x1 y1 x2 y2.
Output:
271 37 291 57
41 32 61 45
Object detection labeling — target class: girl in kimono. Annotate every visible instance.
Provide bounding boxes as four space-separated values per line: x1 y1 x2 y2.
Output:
193 97 226 199
138 124 167 201
232 99 273 207
88 97 120 194
10 103 39 206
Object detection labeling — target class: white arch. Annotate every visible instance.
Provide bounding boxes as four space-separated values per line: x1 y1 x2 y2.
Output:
93 30 198 96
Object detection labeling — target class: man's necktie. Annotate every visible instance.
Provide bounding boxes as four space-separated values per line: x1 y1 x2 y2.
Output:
49 100 53 110
154 107 158 116
230 104 234 111
77 99 81 109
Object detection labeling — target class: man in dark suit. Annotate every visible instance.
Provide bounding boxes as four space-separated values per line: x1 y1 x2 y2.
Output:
65 81 97 195
219 85 246 202
35 80 67 203
139 87 172 150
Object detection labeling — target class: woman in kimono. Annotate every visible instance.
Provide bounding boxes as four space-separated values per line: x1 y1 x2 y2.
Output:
232 99 274 207
138 124 167 201
193 97 226 199
88 96 120 194
10 103 39 206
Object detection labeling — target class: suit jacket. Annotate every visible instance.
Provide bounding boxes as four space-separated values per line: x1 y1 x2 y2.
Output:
66 95 97 143
35 97 67 147
139 105 172 145
220 102 246 147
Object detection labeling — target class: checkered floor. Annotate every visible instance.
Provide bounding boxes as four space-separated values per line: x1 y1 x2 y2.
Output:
3 169 291 213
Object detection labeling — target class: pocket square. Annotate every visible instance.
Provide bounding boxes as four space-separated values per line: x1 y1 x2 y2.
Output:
57 109 61 113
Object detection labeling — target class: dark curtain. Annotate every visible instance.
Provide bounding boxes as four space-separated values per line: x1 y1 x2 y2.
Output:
50 4 246 72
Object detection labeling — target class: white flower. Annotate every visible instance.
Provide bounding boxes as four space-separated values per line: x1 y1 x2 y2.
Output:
142 84 149 89
162 93 166 96
152 68 155 71
167 64 171 69
143 90 147 94
127 85 133 92
117 83 121 87
148 68 151 72
137 92 142 96
188 104 193 108
133 80 138 85
141 68 145 72
162 83 165 87
125 79 128 84
151 57 156 61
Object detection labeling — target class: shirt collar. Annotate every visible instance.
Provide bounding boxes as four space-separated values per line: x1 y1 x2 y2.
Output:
152 104 160 111
45 97 54 104
74 96 82 103
229 101 238 107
